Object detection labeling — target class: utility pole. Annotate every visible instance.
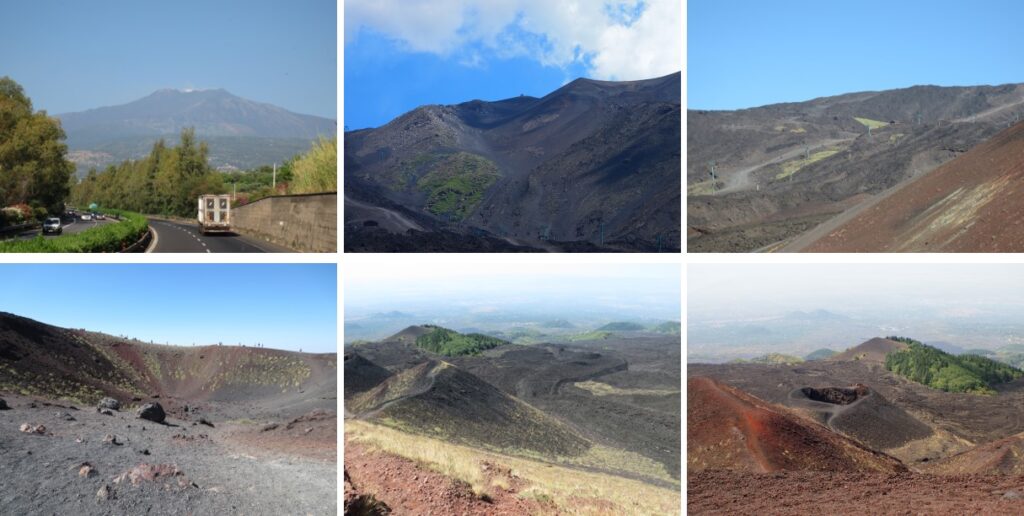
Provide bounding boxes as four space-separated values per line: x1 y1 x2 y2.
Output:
708 161 717 195
272 163 277 190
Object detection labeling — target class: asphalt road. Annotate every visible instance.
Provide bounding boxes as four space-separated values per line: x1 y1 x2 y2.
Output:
148 219 289 253
10 216 115 241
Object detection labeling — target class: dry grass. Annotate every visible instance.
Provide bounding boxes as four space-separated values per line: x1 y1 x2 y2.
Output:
573 380 679 398
346 420 680 515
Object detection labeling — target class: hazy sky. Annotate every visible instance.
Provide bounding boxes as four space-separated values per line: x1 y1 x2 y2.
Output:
346 262 681 321
2 264 336 353
344 0 681 129
689 264 1024 319
689 0 1024 109
0 0 336 118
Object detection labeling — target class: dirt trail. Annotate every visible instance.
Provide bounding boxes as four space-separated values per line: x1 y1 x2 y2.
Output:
717 138 852 194
344 194 424 232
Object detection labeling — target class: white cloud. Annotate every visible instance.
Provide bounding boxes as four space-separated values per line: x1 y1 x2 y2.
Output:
345 0 680 81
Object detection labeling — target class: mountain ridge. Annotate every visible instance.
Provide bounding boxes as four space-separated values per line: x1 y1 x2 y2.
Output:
345 72 681 252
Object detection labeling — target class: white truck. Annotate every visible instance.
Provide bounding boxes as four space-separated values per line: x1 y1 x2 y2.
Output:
197 194 231 235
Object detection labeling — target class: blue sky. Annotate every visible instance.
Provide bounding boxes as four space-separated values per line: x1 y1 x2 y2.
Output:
1 264 336 353
689 0 1024 110
344 0 681 129
0 0 336 118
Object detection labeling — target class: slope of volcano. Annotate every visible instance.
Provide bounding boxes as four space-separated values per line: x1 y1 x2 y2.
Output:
688 376 905 473
798 120 1024 252
345 73 681 252
688 83 1024 252
344 325 681 514
0 312 336 515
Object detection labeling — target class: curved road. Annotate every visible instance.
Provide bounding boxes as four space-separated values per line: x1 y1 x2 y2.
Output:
148 219 289 253
8 216 116 241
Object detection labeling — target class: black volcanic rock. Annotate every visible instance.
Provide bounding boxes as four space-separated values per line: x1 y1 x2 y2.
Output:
345 73 681 252
137 402 166 423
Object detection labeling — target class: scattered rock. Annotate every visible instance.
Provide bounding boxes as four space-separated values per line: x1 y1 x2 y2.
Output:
1004 490 1023 500
183 405 190 413
97 408 114 416
137 449 151 455
199 418 214 428
261 423 279 432
137 402 166 423
103 434 122 445
131 397 142 402
19 423 45 434
78 462 96 478
0 398 9 410
150 394 160 399
57 411 76 421
113 463 191 488
96 484 111 501
29 402 37 408
304 427 313 434
97 398 120 411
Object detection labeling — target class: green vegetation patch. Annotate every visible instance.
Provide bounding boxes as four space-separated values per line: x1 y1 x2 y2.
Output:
416 152 500 220
0 209 148 253
566 330 614 342
775 148 841 180
415 325 508 357
651 321 681 335
884 337 1023 395
855 116 889 129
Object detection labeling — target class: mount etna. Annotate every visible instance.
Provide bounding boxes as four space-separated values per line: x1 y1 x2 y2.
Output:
57 89 336 174
344 324 681 514
0 312 337 515
688 83 1024 252
344 72 681 252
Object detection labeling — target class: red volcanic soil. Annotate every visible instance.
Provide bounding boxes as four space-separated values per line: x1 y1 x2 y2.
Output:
803 120 1024 252
927 432 1024 475
688 377 904 473
344 438 553 516
689 470 1024 516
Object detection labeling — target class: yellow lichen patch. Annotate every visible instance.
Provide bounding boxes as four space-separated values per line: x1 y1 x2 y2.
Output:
897 175 1012 251
855 116 889 129
775 148 842 180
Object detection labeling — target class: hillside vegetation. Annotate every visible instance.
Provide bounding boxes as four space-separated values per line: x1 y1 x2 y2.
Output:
731 353 804 365
884 337 1023 394
414 326 507 357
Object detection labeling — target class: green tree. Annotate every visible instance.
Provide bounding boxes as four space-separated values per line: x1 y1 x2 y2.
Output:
0 77 74 217
289 136 336 194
